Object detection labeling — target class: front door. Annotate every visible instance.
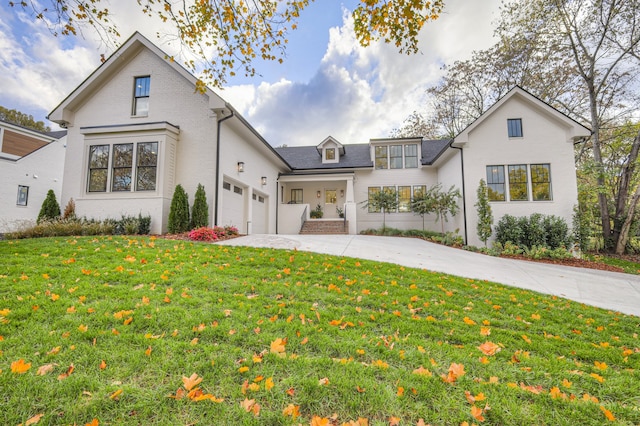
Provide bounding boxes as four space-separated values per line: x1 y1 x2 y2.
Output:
324 189 337 218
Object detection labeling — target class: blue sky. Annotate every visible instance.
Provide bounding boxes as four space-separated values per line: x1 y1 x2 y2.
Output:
0 0 501 146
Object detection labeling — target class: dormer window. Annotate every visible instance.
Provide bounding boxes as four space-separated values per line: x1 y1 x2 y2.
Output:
326 148 335 160
133 76 150 116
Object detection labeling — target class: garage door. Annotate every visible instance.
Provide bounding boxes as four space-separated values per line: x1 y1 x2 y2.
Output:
251 193 268 234
221 181 245 232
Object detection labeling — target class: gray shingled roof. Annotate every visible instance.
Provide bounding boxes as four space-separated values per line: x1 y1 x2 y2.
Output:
422 139 452 165
276 139 451 171
275 144 373 170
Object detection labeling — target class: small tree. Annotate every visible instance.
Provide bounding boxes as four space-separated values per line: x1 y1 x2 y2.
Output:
37 189 61 223
63 198 76 220
361 188 398 230
412 184 461 234
475 179 493 246
190 184 209 229
168 184 190 234
411 189 431 230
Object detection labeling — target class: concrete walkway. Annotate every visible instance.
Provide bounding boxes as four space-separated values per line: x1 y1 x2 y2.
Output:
218 234 640 317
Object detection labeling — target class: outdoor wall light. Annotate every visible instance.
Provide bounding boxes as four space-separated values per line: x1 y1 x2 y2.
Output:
340 189 344 198
237 161 245 172
261 176 267 185
316 190 321 198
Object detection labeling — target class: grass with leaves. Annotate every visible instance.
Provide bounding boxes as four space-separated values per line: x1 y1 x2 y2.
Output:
0 236 638 426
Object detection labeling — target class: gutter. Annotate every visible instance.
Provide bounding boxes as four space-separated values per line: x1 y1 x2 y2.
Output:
449 142 469 245
214 108 234 226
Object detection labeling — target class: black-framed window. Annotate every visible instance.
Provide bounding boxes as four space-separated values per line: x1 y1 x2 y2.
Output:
88 145 110 192
375 146 388 169
368 187 380 212
507 118 523 138
112 143 133 191
136 142 158 191
17 185 29 206
486 165 505 201
531 163 552 201
508 164 528 201
133 76 150 116
291 189 303 204
234 186 243 195
390 145 403 169
405 144 418 168
398 186 411 212
223 181 231 190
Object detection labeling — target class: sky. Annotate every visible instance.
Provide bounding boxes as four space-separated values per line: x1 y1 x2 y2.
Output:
0 0 502 146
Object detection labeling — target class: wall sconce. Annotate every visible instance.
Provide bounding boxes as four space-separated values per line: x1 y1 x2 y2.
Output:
316 190 321 198
237 162 244 172
340 189 344 198
261 176 267 186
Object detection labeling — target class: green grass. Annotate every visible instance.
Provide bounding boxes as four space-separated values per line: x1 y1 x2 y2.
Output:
1 236 639 425
586 254 640 275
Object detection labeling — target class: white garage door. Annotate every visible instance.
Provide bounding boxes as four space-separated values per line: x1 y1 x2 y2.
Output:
221 181 245 232
251 193 268 234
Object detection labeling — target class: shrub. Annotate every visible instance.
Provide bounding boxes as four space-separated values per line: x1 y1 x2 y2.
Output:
310 204 323 219
191 184 209 229
168 184 190 234
224 225 239 235
188 227 219 242
138 214 152 235
495 214 525 246
544 215 571 249
37 189 61 223
63 198 76 220
524 213 546 248
475 179 493 246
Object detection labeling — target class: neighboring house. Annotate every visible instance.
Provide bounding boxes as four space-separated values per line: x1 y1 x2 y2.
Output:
48 32 289 235
275 87 590 246
0 119 66 233
47 31 589 244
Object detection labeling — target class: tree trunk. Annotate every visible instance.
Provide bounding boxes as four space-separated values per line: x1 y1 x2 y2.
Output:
615 182 640 254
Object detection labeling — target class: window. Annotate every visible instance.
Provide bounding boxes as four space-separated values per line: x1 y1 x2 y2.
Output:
398 186 411 212
252 193 257 200
383 186 397 212
136 142 158 191
507 118 523 138
531 164 552 200
112 143 133 191
508 164 528 201
17 185 29 206
291 189 303 204
258 196 265 203
325 148 335 160
405 144 418 168
87 142 158 193
413 185 426 198
223 181 231 190
325 189 337 204
486 165 505 201
133 76 150 116
88 145 110 192
390 145 403 169
368 187 380 212
375 146 388 169
234 185 243 195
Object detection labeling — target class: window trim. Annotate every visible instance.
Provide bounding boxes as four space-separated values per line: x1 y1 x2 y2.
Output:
531 163 552 201
290 188 303 204
368 187 381 212
135 142 158 191
88 144 110 193
486 165 506 202
398 185 411 212
508 164 529 201
87 142 158 194
133 76 150 116
111 143 134 192
390 145 403 169
17 185 29 206
507 118 523 138
325 148 335 160
404 144 418 168
375 146 388 169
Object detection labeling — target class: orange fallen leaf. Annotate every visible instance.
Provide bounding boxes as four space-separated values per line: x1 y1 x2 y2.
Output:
100 360 107 370
471 405 485 422
168 388 185 400
282 404 300 418
599 405 616 421
412 366 433 377
109 389 123 400
24 413 44 425
11 359 31 374
145 346 152 356
311 416 330 426
57 364 74 380
85 419 99 426
265 377 275 391
182 373 203 391
477 341 501 356
318 377 330 386
270 338 287 356
36 363 56 376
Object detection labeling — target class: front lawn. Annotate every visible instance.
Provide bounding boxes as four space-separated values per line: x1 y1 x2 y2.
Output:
0 236 638 425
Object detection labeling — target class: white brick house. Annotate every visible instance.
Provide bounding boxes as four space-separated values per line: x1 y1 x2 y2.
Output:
0 120 66 233
48 33 589 244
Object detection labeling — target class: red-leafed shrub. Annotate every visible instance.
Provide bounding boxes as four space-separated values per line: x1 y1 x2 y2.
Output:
188 227 219 242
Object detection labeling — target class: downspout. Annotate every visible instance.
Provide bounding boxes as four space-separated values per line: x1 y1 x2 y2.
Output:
214 108 234 226
450 143 468 244
276 173 281 234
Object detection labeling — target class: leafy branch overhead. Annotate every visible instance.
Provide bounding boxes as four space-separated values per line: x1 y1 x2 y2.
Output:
9 0 444 88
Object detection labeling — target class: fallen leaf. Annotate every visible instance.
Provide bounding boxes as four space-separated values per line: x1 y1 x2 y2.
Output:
36 363 56 376
25 413 44 425
477 341 501 356
11 359 31 374
109 389 123 400
182 373 203 391
599 405 616 421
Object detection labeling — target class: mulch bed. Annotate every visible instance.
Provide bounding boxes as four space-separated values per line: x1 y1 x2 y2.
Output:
499 254 625 273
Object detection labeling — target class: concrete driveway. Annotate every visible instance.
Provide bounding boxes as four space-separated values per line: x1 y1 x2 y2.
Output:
218 234 640 317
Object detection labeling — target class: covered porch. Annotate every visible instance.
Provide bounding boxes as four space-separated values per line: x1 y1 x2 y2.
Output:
277 173 357 234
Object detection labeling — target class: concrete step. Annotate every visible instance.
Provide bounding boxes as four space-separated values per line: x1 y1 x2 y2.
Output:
300 220 349 235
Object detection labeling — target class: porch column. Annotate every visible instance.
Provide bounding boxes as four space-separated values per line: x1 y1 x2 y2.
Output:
345 176 355 203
